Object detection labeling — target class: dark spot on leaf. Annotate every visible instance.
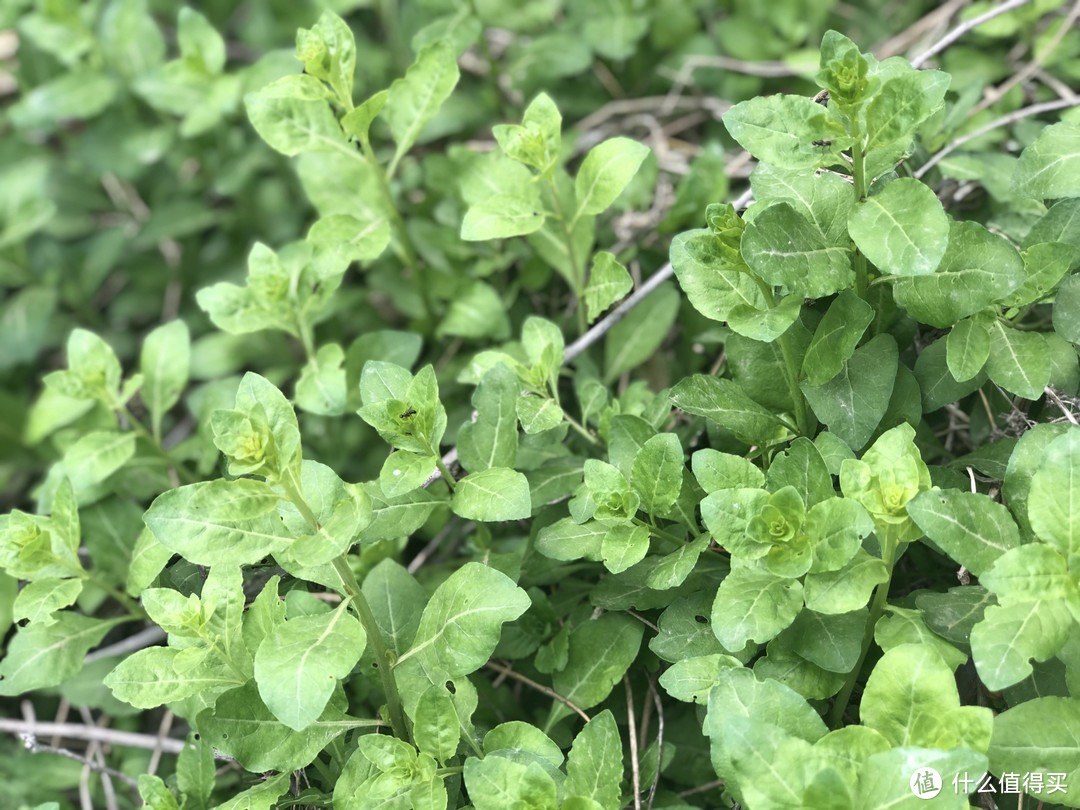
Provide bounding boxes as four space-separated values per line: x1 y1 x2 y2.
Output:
445 680 456 694
694 615 708 624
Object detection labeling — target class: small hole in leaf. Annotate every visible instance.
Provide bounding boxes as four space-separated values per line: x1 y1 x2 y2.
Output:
193 734 200 741
445 681 456 694
221 733 228 739
694 615 708 624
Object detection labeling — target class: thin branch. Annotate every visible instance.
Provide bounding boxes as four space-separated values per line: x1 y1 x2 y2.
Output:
911 0 1033 68
483 661 591 723
915 97 1080 179
969 0 1080 116
873 0 973 60
1045 386 1080 425
20 735 140 790
85 625 167 664
625 675 642 810
646 678 664 810
0 719 192 756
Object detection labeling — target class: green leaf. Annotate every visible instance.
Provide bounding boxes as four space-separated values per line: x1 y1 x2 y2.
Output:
380 452 437 498
535 518 606 563
12 577 83 626
864 69 949 154
461 194 546 240
805 497 875 573
749 163 854 245
295 11 356 106
143 479 290 567
599 519 650 574
766 437 834 508
800 334 898 451
362 560 427 657
907 489 1022 577
493 92 562 178
254 600 365 731
244 80 347 157
385 43 460 168
604 281 679 382
1054 272 1080 344
452 468 531 521
1012 121 1080 200
400 562 530 677
197 681 369 772
741 203 854 298
308 213 391 266
848 179 948 276
984 320 1050 400
1028 430 1080 566
177 7 225 74
671 374 786 445
913 336 986 412
0 613 113 695
631 433 684 515
971 600 1073 690
105 647 239 709
574 137 650 218
945 317 990 382
584 252 633 323
438 281 511 341
458 363 519 473
660 653 743 704
804 549 888 614
874 606 967 672
565 709 623 809
8 72 118 130
670 229 766 323
988 697 1080 805
141 320 190 437
295 342 347 416
711 566 804 649
1004 241 1077 308
61 431 137 494
550 613 643 726
727 294 803 343
465 757 558 810
777 609 866 673
861 643 993 750
892 220 1024 328
692 448 765 492
723 94 848 170
856 747 986 809
414 684 460 763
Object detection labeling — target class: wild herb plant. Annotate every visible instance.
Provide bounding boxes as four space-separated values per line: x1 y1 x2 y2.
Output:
2 2 1080 809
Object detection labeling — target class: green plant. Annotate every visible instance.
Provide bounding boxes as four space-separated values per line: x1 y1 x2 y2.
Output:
3 2 1080 809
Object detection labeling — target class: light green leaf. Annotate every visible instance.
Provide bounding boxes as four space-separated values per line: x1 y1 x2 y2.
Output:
692 448 765 492
804 549 888 614
307 213 390 266
971 600 1073 690
141 320 190 437
244 81 347 156
604 282 679 382
1004 241 1077 308
1054 272 1080 344
670 374 786 445
458 363 519 474
574 137 650 218
8 72 118 130
517 393 563 434
400 562 530 677
984 320 1050 400
892 220 1024 328
776 609 866 673
414 684 460 763
550 613 643 726
535 518 605 563
12 578 83 626
143 479 290 567
741 202 854 298
631 432 684 515
296 343 347 416
437 281 511 341
177 7 225 74
711 566 804 649
565 710 623 809
254 601 365 731
723 94 848 170
659 653 742 704
1028 429 1080 565
61 431 136 494
380 452 437 498
452 468 531 521
105 647 239 709
599 519 650 574
749 163 854 245
461 194 546 240
945 317 990 382
848 178 948 276
907 489 1022 577
1012 121 1080 200
670 229 766 323
385 43 460 168
856 746 986 809
800 334 898 451
988 697 1080 805
197 681 371 772
295 11 356 106
874 606 968 672
861 643 993 750
584 252 633 323
0 613 113 695
727 294 803 343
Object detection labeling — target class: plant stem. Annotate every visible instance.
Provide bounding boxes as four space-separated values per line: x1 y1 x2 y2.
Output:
546 177 587 335
850 118 869 299
635 518 685 549
776 331 809 436
281 470 410 741
434 456 457 491
117 403 198 485
828 535 896 728
564 411 601 446
333 556 410 742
